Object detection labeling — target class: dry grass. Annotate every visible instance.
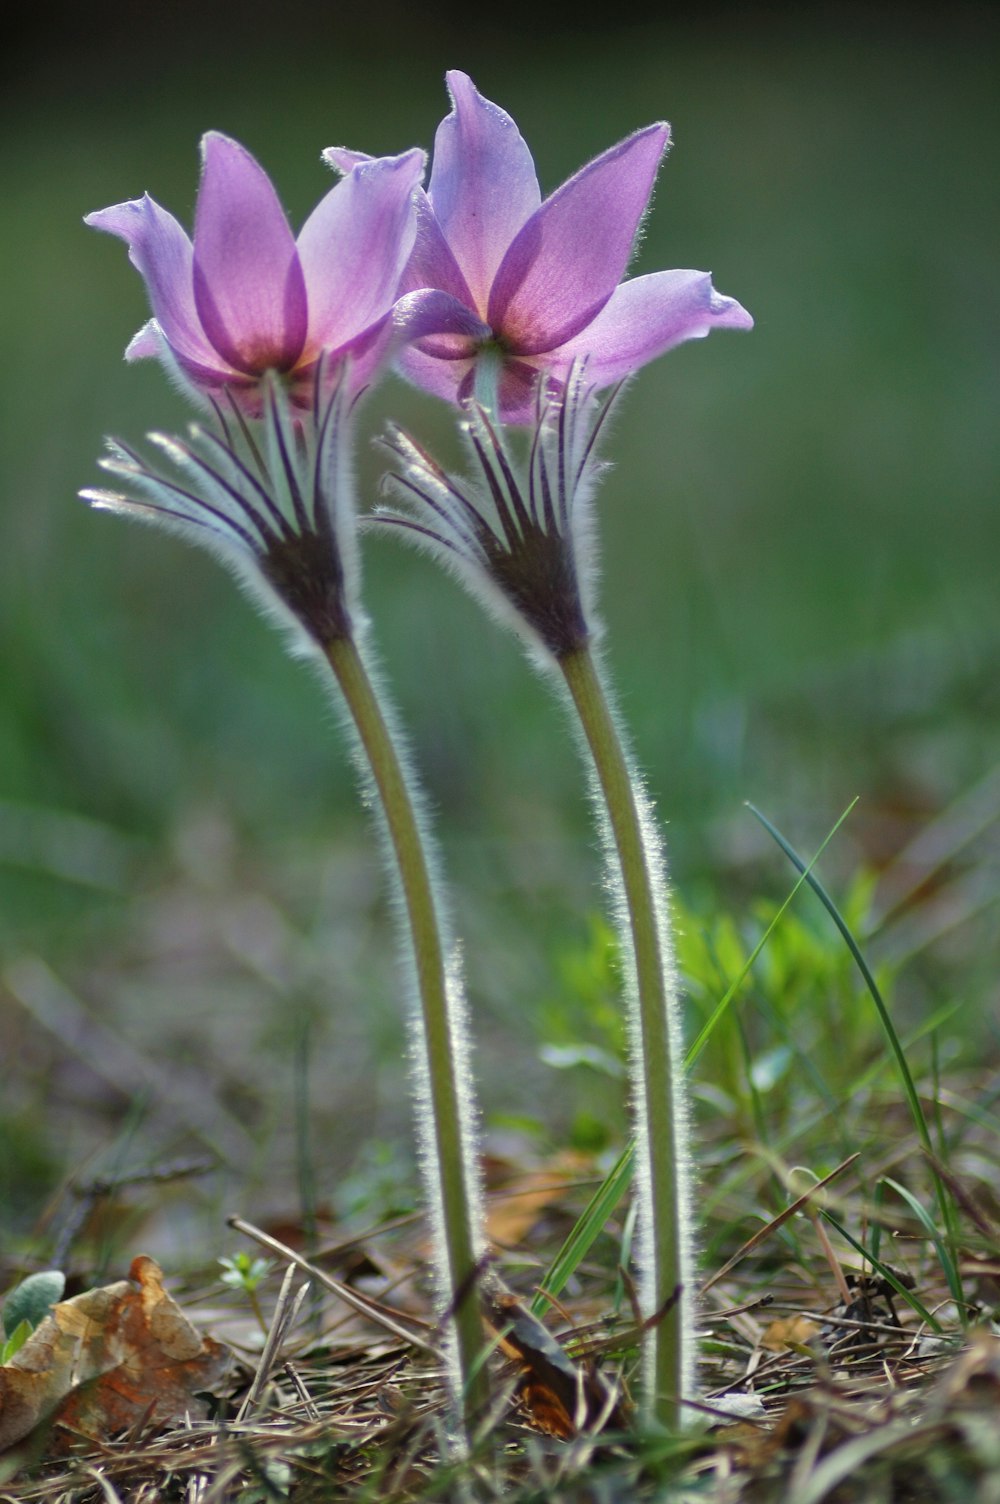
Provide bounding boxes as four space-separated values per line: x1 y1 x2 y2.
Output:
3 1144 999 1504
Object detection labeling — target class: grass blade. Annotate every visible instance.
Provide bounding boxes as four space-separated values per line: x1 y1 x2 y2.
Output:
532 804 861 1318
531 1141 636 1317
746 802 932 1157
686 800 858 1070
819 1209 943 1332
746 802 961 1307
882 1176 964 1308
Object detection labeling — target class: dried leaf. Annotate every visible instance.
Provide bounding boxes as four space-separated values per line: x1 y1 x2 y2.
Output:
761 1315 820 1352
483 1285 623 1438
484 1153 589 1248
0 1255 232 1455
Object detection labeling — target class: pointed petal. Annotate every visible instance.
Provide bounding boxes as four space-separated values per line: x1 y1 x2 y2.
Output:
297 149 425 354
296 312 406 401
123 319 254 411
192 132 308 376
321 146 375 174
399 192 476 306
396 344 541 423
124 318 164 362
489 123 669 355
329 313 398 394
427 71 541 311
550 270 753 385
85 195 223 371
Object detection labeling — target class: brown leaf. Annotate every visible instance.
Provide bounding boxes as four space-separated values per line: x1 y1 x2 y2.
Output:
761 1315 820 1353
484 1153 590 1248
483 1286 624 1438
0 1255 232 1455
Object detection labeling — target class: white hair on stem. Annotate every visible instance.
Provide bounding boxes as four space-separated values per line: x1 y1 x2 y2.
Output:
557 641 696 1410
377 362 696 1425
81 364 490 1439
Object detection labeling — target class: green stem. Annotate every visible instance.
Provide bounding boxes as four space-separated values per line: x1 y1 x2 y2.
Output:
323 633 489 1438
559 645 689 1431
473 346 503 420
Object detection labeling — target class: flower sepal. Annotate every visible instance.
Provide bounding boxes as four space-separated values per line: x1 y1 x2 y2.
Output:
81 366 361 651
378 364 621 664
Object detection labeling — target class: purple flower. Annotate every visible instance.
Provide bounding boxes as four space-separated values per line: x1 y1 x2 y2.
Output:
86 134 425 413
373 72 752 423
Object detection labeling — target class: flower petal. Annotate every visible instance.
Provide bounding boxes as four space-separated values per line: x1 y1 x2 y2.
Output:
85 195 225 372
321 146 374 174
393 288 491 358
396 344 541 424
427 70 541 313
550 269 753 385
397 345 475 407
488 123 669 355
328 313 398 394
483 358 546 425
192 132 308 376
399 193 476 306
124 319 242 407
297 149 425 355
124 318 165 362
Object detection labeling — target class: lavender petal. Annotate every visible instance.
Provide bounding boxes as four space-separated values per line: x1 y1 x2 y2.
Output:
192 132 308 376
489 123 669 355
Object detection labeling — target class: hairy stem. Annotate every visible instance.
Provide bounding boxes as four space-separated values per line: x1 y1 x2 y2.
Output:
559 644 690 1431
323 633 489 1438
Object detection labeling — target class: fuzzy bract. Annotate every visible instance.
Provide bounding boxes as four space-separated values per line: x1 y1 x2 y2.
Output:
368 71 752 423
81 366 361 650
379 367 617 663
86 136 425 414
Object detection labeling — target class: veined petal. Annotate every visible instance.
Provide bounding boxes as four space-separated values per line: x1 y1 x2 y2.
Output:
399 193 476 306
125 320 266 413
297 149 425 354
85 195 223 371
428 70 541 312
550 269 754 385
489 123 669 355
193 132 308 376
481 358 546 425
312 311 398 395
393 288 491 358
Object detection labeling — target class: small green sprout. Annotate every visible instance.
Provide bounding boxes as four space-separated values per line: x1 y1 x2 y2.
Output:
1 1270 66 1363
219 1252 272 1334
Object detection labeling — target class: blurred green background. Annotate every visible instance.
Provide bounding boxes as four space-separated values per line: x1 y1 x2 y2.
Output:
1 6 997 1258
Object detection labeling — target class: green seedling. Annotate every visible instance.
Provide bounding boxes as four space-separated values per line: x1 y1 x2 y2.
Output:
219 1253 273 1335
1 1270 66 1362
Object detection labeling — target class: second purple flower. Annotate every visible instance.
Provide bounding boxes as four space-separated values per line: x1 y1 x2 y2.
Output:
369 71 752 422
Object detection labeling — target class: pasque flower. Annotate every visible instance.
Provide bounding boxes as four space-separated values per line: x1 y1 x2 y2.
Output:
82 362 492 1439
380 367 697 1427
86 134 425 412
372 71 752 422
